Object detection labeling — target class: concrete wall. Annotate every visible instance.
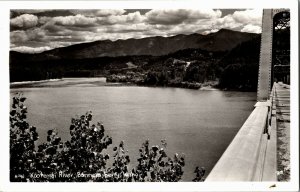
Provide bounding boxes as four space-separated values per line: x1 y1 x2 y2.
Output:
206 86 278 181
205 102 270 181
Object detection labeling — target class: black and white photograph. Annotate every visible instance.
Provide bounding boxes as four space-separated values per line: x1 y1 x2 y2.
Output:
0 0 299 191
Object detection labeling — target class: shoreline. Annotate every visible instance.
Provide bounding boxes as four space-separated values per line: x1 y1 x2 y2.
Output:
10 79 62 89
10 78 61 85
10 77 257 92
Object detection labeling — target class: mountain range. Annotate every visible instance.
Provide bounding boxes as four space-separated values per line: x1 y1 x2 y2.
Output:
10 28 261 90
10 29 259 62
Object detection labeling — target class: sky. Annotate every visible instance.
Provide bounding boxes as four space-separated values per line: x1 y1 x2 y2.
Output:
10 9 263 53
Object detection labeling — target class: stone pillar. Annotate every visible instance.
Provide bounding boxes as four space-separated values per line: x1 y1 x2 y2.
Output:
257 9 273 101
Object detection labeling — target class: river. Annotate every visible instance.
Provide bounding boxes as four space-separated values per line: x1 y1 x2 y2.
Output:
10 77 256 181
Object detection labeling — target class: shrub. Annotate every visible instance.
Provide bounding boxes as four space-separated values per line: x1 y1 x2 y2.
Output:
133 140 185 181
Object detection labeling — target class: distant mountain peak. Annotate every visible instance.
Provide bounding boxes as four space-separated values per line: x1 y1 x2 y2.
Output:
217 28 233 32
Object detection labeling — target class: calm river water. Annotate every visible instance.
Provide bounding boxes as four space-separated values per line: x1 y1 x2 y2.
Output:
10 78 256 181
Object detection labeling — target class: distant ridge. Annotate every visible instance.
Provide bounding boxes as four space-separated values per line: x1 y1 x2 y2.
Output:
10 29 259 61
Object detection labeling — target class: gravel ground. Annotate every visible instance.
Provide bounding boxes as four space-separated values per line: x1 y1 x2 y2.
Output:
275 83 290 181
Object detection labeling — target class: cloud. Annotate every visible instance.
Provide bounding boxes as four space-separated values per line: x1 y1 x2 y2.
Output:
39 16 53 25
145 9 221 25
98 11 144 25
241 24 262 33
40 11 143 28
42 21 65 32
71 9 126 17
10 14 38 28
10 9 263 53
10 46 52 53
102 23 150 33
52 14 98 26
207 9 262 33
28 28 46 40
201 29 219 35
83 31 148 42
10 30 28 43
232 9 262 26
11 10 75 18
10 28 46 44
215 14 244 29
11 9 48 14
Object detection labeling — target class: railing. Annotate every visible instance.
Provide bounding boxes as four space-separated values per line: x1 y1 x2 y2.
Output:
205 85 277 181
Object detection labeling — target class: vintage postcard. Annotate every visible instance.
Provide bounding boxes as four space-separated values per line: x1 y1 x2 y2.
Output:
0 0 298 191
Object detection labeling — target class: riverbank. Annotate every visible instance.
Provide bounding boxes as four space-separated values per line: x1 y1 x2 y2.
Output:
10 77 222 91
11 76 252 93
10 79 62 88
10 77 108 89
10 77 215 90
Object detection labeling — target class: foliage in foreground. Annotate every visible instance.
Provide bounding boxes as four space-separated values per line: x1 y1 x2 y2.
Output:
10 94 205 182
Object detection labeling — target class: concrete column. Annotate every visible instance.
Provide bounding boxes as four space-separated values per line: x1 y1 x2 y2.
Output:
257 9 273 101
